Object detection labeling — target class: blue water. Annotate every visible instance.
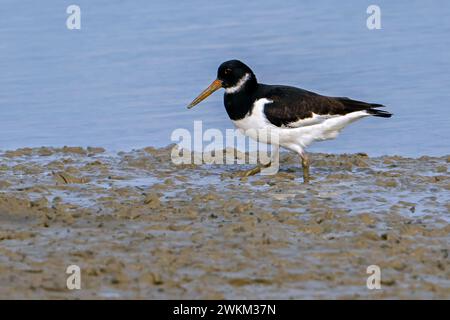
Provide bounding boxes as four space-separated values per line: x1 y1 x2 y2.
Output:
1 0 449 156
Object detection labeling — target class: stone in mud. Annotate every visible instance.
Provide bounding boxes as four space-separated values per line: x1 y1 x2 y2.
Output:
358 213 377 225
110 272 130 285
4 148 33 158
65 166 81 175
142 272 163 285
143 193 161 209
0 180 12 189
0 230 36 241
31 197 49 209
47 160 65 170
61 157 75 164
356 152 368 157
375 178 398 188
84 160 104 167
143 146 158 154
164 178 174 186
53 172 89 184
37 147 54 156
231 202 253 214
380 278 397 286
352 157 369 168
87 147 105 154
315 210 334 224
61 146 87 155
299 223 324 234
399 224 425 236
360 231 381 241
0 195 31 211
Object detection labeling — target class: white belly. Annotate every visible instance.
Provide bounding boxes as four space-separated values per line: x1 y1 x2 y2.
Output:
232 98 369 153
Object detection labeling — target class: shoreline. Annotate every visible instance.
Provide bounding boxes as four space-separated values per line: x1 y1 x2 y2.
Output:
0 145 449 299
1 144 449 159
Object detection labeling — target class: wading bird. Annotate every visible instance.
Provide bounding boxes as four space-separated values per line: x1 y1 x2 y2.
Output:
187 60 391 183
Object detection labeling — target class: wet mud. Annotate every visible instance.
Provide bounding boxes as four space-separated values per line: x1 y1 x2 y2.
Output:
0 145 449 299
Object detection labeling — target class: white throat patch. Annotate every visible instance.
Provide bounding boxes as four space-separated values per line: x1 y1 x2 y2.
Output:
225 73 251 94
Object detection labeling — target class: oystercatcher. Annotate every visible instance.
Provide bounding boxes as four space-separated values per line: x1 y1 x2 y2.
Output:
187 60 392 183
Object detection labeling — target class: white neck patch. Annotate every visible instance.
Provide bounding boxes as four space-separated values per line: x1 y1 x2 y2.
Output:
225 73 251 94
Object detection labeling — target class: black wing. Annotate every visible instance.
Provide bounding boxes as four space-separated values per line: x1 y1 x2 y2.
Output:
257 84 391 128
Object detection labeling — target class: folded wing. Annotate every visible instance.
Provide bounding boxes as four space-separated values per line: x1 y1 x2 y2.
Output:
259 85 391 128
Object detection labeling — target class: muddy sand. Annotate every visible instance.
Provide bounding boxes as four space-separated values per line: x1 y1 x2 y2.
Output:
0 145 449 299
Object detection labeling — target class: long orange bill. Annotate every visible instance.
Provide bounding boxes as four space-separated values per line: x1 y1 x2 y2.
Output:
187 79 223 109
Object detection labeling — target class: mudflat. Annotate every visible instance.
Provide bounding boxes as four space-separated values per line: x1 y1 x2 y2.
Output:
0 145 449 299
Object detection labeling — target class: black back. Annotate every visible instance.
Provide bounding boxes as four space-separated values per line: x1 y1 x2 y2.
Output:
219 60 391 124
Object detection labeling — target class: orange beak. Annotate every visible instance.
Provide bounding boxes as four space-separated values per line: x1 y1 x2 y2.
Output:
187 79 223 109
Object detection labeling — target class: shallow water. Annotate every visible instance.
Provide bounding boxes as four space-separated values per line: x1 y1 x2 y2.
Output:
1 1 449 156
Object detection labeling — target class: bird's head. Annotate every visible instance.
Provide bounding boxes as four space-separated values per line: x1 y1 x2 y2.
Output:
187 60 257 109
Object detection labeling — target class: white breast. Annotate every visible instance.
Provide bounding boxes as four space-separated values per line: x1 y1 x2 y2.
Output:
232 98 273 132
231 98 276 145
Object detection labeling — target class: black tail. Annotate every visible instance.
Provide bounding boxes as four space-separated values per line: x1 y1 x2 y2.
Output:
336 97 392 118
366 108 392 118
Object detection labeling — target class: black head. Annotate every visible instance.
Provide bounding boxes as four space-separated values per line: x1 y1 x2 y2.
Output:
187 60 257 109
217 60 257 90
